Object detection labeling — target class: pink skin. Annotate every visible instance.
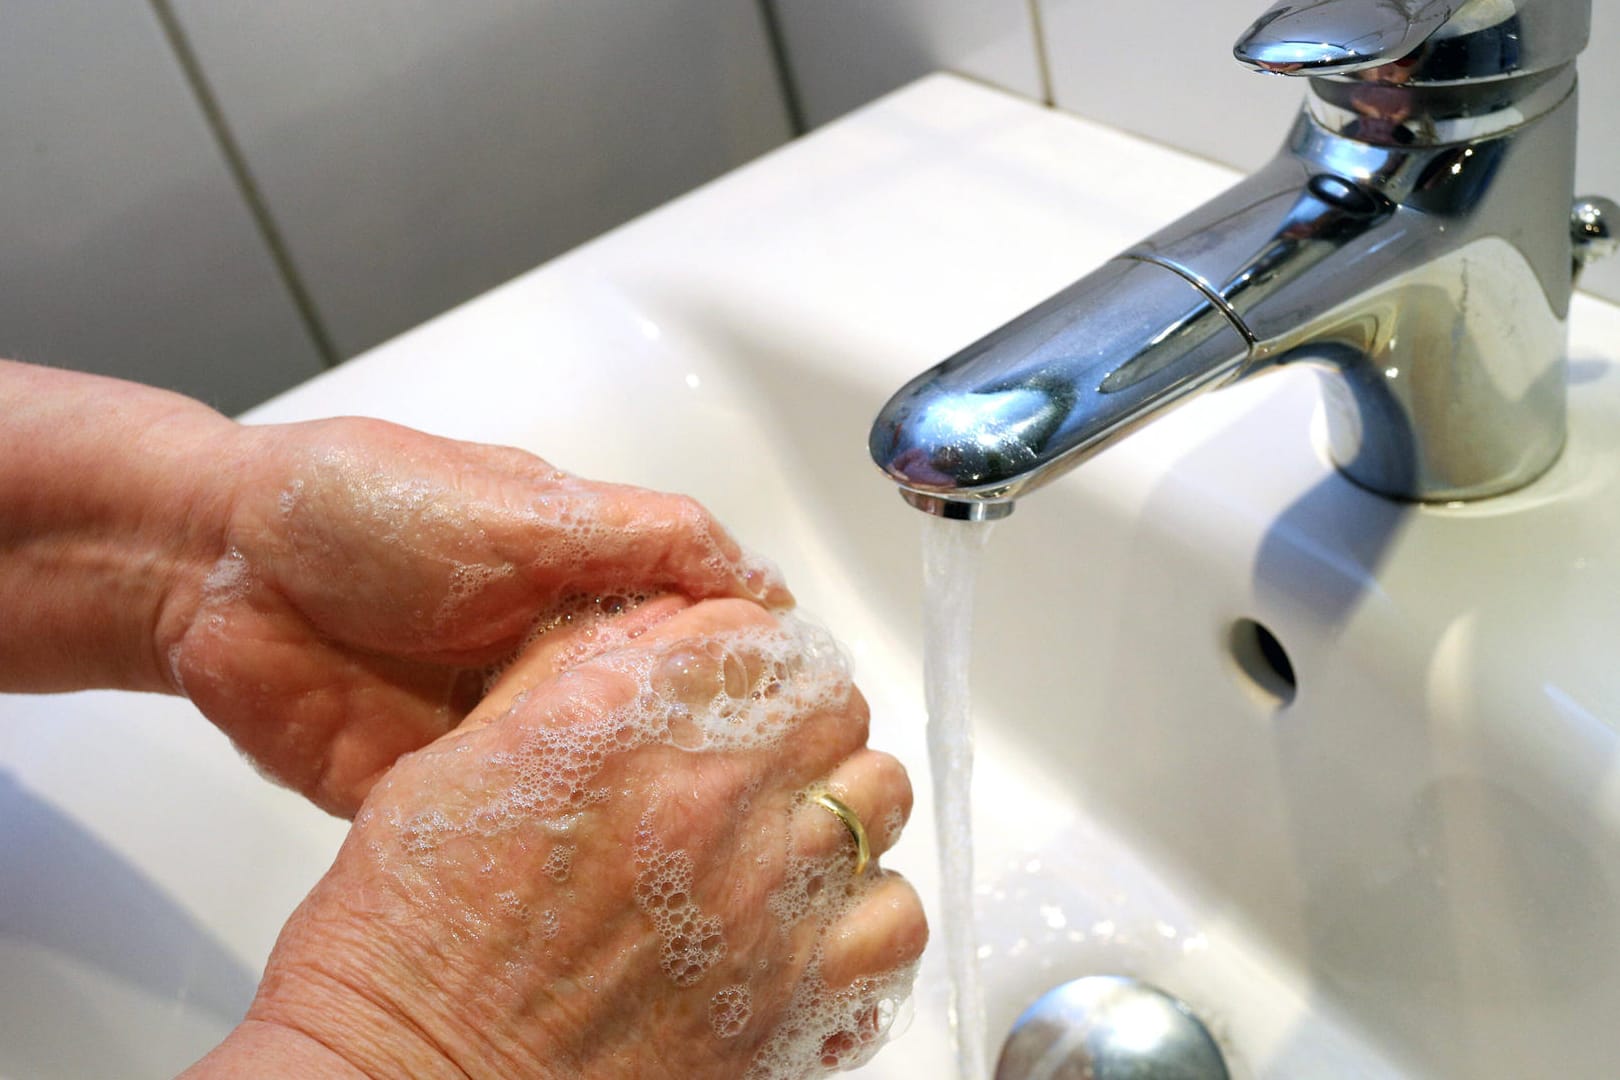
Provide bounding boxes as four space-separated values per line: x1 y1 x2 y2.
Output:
2 361 925 1075
188 599 926 1079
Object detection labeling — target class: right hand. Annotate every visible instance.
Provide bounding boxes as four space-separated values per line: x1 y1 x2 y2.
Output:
215 597 927 1078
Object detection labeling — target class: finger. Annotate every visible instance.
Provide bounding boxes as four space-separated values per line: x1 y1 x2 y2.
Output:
818 873 929 990
610 487 794 610
794 748 912 865
515 483 795 610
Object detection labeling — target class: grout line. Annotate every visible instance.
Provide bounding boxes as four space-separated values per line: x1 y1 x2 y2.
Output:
757 0 809 135
147 0 342 368
1025 0 1058 107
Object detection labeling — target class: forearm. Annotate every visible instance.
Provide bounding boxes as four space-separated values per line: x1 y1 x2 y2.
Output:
0 359 244 693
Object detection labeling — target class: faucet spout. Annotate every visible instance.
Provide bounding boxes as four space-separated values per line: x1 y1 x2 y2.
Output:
869 259 1251 516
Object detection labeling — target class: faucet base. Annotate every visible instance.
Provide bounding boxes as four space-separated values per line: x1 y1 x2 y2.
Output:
1140 85 1581 503
1297 237 1570 502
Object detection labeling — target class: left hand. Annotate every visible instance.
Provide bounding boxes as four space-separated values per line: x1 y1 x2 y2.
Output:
162 416 789 817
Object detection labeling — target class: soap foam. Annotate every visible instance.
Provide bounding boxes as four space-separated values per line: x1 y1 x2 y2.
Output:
876 806 907 852
494 889 531 921
435 561 517 625
202 546 251 602
166 545 260 697
543 842 576 883
635 832 727 988
711 984 753 1039
748 834 917 1076
481 589 660 695
745 955 917 1078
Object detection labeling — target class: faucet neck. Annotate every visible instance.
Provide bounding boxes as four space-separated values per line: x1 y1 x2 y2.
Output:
1304 63 1575 146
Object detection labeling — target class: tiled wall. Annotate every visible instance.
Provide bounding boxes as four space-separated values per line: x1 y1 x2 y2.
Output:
9 3 1615 413
770 0 1620 306
0 1 326 415
170 0 792 362
3 1 792 412
769 0 1045 128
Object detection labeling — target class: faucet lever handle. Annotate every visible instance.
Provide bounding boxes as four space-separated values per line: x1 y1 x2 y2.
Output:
1233 0 1458 75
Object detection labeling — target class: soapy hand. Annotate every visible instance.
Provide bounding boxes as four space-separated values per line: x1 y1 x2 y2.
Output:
192 597 926 1078
162 416 791 817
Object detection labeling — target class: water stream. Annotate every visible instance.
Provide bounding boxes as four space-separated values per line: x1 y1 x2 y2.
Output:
921 515 995 1080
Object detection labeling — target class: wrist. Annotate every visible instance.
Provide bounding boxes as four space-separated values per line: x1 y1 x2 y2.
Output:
244 872 566 1080
0 360 246 692
183 1018 373 1079
244 950 489 1080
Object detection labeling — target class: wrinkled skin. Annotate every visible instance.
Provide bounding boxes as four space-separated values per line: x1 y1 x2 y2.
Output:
193 598 926 1079
161 417 791 817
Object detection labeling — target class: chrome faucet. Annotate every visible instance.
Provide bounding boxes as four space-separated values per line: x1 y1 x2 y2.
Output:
870 0 1618 518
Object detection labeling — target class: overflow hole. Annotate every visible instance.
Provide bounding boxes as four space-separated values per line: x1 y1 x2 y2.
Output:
1228 618 1297 707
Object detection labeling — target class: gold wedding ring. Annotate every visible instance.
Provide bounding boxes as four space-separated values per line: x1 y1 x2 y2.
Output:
809 790 871 876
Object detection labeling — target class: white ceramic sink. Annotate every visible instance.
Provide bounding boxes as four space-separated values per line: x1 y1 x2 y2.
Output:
6 74 1620 1078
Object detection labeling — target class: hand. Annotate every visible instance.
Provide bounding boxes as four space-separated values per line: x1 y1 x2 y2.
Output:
193 598 926 1078
162 417 790 817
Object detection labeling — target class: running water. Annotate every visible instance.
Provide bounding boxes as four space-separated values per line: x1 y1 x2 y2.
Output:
921 515 995 1080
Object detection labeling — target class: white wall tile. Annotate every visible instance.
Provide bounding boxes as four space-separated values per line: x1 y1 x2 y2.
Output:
1039 0 1298 173
0 1 326 414
170 1 794 359
771 0 1045 128
1040 0 1620 306
1575 0 1620 304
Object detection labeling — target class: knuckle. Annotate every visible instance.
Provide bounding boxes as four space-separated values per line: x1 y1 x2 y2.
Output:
667 492 710 528
838 688 872 746
875 876 930 962
869 752 912 810
894 883 930 949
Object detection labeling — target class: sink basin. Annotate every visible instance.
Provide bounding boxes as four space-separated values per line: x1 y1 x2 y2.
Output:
5 73 1620 1077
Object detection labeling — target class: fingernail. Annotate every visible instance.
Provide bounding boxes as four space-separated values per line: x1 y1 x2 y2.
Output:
744 561 795 610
